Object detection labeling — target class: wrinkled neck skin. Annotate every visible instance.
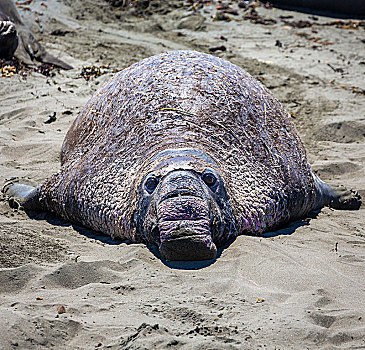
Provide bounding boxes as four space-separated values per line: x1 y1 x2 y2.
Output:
134 149 236 261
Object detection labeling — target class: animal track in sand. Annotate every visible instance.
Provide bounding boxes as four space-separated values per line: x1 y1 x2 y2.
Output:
118 323 179 349
314 296 333 308
7 314 82 349
305 288 365 347
309 311 337 328
40 260 124 289
312 161 361 177
158 305 209 325
313 120 365 143
0 263 43 293
0 223 67 268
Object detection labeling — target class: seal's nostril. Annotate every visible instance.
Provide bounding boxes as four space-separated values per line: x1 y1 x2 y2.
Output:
162 190 198 201
151 226 160 243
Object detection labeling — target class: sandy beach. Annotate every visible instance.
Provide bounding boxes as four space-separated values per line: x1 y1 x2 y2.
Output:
0 1 364 348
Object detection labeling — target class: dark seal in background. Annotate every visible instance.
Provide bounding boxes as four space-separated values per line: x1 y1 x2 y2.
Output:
267 0 365 17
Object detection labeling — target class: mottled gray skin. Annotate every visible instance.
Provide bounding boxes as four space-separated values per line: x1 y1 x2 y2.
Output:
0 0 72 68
4 50 361 261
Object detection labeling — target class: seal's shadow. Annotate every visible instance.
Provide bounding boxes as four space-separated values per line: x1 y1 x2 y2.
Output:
146 238 236 270
146 211 320 269
72 224 125 245
25 209 320 269
262 210 319 238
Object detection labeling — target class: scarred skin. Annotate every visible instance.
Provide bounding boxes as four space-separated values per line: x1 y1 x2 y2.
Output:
3 50 361 261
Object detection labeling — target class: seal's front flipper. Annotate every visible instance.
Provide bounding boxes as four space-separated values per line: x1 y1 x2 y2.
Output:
38 51 73 70
314 175 362 210
326 185 362 210
2 182 42 211
15 26 73 69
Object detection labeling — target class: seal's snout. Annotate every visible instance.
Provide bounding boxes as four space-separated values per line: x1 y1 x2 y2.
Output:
157 196 217 261
155 170 217 261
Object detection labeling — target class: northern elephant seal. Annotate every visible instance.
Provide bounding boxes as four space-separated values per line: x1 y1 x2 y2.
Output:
0 0 72 69
4 50 361 261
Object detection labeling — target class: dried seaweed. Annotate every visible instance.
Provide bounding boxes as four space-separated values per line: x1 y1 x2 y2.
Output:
243 8 277 25
80 65 119 81
0 58 57 78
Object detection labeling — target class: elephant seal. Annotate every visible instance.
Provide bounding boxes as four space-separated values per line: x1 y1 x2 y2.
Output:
0 0 72 69
4 50 361 261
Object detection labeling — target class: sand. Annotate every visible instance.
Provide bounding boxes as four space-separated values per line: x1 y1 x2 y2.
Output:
0 1 364 349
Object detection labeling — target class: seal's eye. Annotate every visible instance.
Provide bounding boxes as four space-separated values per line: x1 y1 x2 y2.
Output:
145 177 158 193
202 173 217 187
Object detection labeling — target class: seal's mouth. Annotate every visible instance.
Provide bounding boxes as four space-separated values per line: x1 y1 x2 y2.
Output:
156 194 217 261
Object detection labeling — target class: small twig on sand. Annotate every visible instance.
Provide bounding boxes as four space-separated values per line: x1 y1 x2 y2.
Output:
327 63 344 73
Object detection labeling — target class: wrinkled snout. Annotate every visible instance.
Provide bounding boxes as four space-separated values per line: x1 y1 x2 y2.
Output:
156 171 217 261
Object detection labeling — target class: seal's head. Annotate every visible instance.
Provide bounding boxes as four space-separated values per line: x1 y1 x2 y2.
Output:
134 149 235 261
